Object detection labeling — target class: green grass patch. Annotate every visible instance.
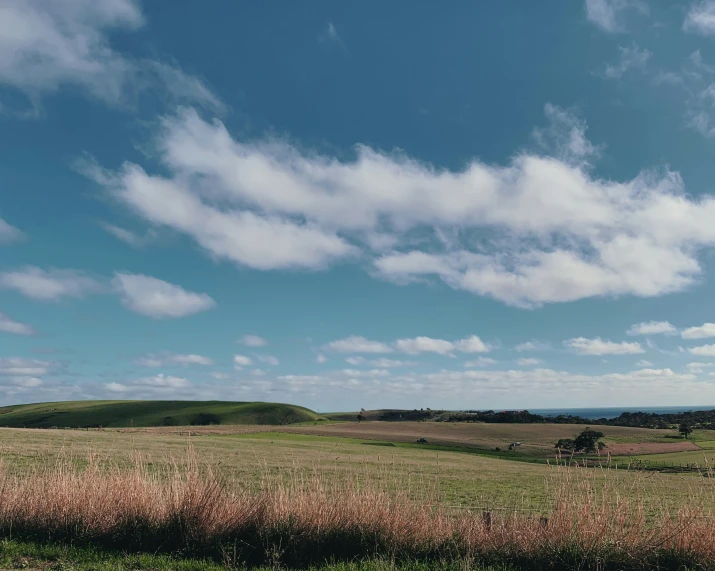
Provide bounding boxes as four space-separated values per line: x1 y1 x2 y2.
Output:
0 538 516 570
0 400 322 428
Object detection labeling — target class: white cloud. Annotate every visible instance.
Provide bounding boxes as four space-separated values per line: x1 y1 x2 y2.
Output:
255 354 279 366
0 312 36 336
106 373 191 394
517 358 542 366
603 43 651 79
0 357 54 377
684 1 715 35
0 0 223 113
395 336 456 355
465 357 497 367
106 382 127 393
0 267 101 301
345 356 364 365
689 344 715 356
682 323 715 339
99 222 155 247
239 334 268 347
564 337 645 355
111 272 215 318
514 341 550 352
627 321 677 336
0 218 23 243
134 352 213 367
341 368 391 378
395 335 490 355
585 0 647 32
325 336 393 354
369 358 413 368
686 361 715 372
83 104 715 308
636 359 654 367
233 354 253 367
319 22 346 50
134 374 190 388
533 104 600 166
316 354 328 364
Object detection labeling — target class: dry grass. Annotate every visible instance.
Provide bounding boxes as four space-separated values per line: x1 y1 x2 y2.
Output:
1 450 715 570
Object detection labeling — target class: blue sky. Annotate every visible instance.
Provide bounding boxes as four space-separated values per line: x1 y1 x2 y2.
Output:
5 0 715 411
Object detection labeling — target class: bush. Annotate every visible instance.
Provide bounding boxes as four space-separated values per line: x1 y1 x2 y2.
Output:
190 413 220 426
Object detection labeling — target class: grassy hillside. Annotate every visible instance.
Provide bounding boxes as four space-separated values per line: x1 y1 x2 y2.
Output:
0 400 322 428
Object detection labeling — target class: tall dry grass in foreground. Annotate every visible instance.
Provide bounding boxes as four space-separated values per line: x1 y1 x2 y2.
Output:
1 454 714 570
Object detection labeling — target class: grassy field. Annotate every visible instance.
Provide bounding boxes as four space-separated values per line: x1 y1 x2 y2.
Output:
0 400 322 428
0 426 711 513
0 540 514 571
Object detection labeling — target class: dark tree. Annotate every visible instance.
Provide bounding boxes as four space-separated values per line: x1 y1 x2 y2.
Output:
190 413 220 426
555 438 575 450
573 428 605 453
679 423 693 439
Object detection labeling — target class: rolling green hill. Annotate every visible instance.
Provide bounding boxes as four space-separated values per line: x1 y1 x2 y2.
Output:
0 400 322 428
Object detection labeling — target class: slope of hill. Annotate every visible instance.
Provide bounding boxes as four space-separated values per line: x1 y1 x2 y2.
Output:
0 400 322 428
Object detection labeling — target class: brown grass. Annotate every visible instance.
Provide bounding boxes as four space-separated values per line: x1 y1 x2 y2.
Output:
114 421 697 456
1 451 715 570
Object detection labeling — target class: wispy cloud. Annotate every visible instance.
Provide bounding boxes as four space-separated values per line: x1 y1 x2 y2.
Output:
0 267 102 301
585 0 648 33
0 217 23 244
319 22 346 50
0 312 37 336
684 1 715 36
564 337 645 355
603 43 651 79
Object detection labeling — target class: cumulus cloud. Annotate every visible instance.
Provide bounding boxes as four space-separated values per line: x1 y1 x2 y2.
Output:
585 0 647 32
686 361 715 372
636 359 654 367
0 0 223 113
627 321 677 336
681 323 715 339
684 1 715 35
395 335 490 355
689 344 715 356
0 218 23 243
106 374 191 394
134 352 213 367
233 354 253 368
603 43 651 79
0 312 37 336
316 354 328 364
82 103 715 308
325 336 393 354
564 337 645 355
255 354 279 366
111 273 215 318
0 267 101 301
517 358 542 366
239 334 268 347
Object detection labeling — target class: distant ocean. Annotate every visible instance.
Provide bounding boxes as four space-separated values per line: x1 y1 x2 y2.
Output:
528 406 715 420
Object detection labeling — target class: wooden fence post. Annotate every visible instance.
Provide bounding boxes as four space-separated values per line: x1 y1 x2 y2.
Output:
482 511 492 531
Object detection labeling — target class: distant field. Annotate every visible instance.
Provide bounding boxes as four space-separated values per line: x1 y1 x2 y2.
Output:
268 421 692 456
0 426 710 513
0 400 321 428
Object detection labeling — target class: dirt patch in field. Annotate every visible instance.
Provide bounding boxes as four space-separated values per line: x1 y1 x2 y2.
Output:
603 441 701 455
